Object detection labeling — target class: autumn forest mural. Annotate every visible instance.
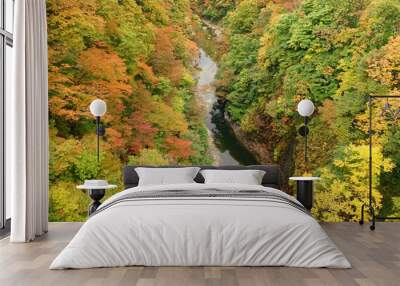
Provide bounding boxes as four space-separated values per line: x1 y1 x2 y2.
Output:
47 0 400 222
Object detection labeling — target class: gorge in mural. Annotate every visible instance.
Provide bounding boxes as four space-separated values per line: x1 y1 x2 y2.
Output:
47 0 400 222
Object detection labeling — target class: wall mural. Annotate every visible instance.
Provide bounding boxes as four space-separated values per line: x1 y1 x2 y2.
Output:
47 0 400 222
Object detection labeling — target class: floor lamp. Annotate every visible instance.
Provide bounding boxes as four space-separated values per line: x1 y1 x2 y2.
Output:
297 99 315 168
359 95 400 230
86 99 107 215
89 99 107 163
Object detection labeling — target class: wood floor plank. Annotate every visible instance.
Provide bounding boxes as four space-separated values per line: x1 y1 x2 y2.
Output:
0 222 399 286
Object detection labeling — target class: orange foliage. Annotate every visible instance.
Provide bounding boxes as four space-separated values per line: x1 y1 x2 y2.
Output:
133 84 189 134
272 0 301 11
46 0 105 63
149 27 184 85
49 42 132 124
367 35 400 95
104 127 124 153
137 61 159 85
78 43 132 99
185 39 200 58
48 0 202 171
126 112 158 155
164 136 193 160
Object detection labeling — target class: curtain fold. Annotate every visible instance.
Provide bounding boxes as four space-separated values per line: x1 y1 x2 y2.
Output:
10 0 49 242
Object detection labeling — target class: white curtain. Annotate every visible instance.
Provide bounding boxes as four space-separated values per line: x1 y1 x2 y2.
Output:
9 0 49 242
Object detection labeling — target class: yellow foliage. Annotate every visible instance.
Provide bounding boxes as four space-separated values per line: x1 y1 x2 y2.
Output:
128 149 169 166
49 181 89 222
367 35 400 95
314 144 393 222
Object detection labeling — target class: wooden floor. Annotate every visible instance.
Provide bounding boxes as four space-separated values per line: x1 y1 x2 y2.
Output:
0 222 399 286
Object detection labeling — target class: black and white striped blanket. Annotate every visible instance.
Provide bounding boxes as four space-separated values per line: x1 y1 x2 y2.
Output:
91 189 308 217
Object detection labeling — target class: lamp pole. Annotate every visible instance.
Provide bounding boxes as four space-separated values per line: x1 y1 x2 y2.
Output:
304 116 308 164
96 116 100 163
89 99 107 165
297 99 315 170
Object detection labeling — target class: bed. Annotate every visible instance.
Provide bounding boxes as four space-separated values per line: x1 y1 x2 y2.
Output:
50 165 351 269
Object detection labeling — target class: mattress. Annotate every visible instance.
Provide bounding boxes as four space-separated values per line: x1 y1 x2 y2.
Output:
50 183 351 269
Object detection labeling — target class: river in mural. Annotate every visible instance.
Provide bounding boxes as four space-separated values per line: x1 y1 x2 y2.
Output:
196 48 258 166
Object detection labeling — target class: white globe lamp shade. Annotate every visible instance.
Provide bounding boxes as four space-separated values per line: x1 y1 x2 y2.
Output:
89 99 107 117
297 99 315 117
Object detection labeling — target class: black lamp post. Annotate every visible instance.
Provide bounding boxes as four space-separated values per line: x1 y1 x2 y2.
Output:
86 99 107 215
89 99 107 163
297 99 315 165
289 99 317 211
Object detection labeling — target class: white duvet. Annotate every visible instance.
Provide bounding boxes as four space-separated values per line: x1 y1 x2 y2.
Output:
50 183 351 269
